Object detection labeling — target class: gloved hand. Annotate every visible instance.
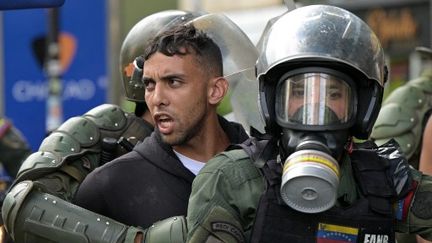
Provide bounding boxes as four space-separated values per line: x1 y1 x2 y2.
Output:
377 138 414 199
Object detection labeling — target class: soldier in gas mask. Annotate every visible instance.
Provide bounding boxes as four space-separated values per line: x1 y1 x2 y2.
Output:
186 5 432 243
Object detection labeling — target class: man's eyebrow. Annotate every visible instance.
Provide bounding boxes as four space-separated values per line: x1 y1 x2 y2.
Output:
142 77 154 83
161 73 186 80
142 73 186 83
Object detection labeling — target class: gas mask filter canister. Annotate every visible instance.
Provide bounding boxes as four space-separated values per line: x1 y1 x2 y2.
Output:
280 146 340 213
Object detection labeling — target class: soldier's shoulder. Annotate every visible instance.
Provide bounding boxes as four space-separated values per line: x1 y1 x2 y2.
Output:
203 149 250 171
200 148 261 186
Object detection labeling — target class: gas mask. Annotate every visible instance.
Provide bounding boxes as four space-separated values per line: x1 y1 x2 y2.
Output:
275 69 356 213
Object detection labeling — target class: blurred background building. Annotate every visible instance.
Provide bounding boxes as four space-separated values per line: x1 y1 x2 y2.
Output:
0 0 430 150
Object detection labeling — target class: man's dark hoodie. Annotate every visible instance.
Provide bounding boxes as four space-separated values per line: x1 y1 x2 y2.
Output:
74 116 248 228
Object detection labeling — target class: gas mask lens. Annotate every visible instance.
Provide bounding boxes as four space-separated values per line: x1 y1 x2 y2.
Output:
275 72 354 128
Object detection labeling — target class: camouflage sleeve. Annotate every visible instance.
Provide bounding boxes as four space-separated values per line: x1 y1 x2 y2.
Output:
2 180 146 243
187 149 264 243
395 169 432 240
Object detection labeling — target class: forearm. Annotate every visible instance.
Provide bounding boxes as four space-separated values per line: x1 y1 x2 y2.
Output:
2 104 155 242
2 180 138 243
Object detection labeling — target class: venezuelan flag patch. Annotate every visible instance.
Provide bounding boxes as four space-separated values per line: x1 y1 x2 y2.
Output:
395 181 417 221
317 223 358 243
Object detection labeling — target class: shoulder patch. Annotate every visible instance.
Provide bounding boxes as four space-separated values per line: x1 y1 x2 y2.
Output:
211 221 245 243
411 191 432 220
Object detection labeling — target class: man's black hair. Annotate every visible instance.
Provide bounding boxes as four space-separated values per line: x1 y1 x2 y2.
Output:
143 24 223 77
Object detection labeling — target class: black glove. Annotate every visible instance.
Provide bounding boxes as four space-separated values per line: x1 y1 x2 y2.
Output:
377 139 413 199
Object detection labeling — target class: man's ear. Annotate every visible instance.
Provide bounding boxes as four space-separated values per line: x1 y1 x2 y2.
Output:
208 77 229 105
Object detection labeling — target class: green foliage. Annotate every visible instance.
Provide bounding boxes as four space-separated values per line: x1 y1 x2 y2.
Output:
217 90 233 116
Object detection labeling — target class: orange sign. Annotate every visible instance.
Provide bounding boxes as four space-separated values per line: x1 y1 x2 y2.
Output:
366 8 418 47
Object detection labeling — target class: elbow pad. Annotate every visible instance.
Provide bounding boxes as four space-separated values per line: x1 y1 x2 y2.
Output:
144 216 187 243
2 180 129 243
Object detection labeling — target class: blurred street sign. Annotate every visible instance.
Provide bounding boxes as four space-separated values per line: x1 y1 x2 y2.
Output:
1 0 108 151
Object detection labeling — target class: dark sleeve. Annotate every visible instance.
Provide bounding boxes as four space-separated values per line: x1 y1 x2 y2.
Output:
73 167 109 215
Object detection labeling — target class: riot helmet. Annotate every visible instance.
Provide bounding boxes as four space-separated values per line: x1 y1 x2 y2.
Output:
119 10 202 104
257 4 387 139
255 5 388 214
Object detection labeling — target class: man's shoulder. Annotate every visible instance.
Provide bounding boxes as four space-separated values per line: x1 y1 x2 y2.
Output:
133 132 163 155
92 150 147 175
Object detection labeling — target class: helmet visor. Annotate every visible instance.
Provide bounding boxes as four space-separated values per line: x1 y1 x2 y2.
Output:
276 73 355 129
187 13 258 87
188 13 265 133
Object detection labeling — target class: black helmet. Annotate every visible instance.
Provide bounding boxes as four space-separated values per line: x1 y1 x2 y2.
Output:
119 10 202 103
256 5 388 139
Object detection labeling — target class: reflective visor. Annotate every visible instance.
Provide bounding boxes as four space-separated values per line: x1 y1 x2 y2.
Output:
276 73 354 128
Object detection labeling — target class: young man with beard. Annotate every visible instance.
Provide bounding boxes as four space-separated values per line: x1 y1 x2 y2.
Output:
74 22 250 231
1 10 199 243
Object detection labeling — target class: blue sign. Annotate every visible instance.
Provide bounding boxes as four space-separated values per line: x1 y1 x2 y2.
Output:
0 0 65 10
2 0 108 151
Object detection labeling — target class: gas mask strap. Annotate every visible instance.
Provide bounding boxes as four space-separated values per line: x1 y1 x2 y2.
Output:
238 136 279 168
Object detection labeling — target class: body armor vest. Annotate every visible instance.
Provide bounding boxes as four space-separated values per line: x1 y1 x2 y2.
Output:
241 140 396 243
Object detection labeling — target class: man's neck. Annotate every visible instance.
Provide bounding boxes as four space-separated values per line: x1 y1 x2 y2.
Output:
173 114 230 162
